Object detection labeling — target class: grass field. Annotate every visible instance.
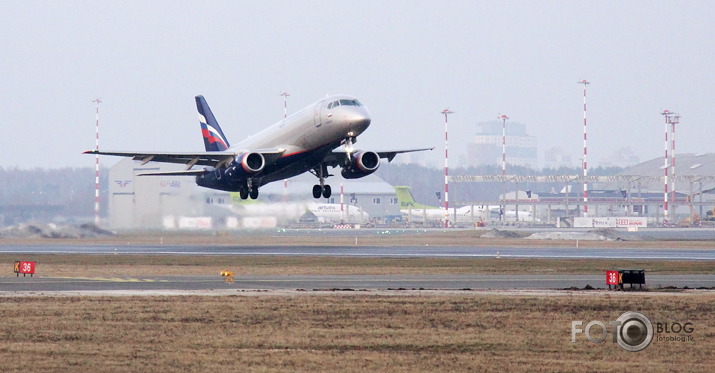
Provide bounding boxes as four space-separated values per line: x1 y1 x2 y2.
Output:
1 232 712 371
0 294 712 372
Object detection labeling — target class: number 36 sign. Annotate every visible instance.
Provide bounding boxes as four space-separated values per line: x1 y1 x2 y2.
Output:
14 261 36 277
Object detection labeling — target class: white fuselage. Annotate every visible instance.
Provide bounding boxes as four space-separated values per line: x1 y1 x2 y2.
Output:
232 95 370 161
401 206 489 223
232 201 369 224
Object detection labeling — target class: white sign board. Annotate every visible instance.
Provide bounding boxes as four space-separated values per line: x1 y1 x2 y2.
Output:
573 217 648 228
178 216 213 229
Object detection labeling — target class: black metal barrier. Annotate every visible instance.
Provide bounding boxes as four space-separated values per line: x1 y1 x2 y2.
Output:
606 269 645 290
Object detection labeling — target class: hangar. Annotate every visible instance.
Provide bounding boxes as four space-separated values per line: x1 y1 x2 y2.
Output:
450 153 715 226
107 159 399 230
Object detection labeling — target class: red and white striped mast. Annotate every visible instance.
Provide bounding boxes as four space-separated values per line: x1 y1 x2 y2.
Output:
500 114 508 177
441 108 453 228
92 98 102 226
499 114 508 222
577 80 589 217
670 113 680 215
280 91 290 118
281 92 290 202
340 183 345 224
661 110 672 225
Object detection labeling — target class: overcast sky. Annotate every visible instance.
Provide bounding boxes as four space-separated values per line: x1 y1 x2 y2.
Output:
2 1 713 170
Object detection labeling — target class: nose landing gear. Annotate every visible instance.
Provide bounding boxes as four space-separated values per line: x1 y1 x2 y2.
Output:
313 184 331 199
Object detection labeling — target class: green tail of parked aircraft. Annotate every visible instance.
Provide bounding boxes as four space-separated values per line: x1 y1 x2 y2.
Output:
394 186 440 210
394 186 495 225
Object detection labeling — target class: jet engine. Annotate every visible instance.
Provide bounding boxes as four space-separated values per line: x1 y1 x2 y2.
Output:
341 150 380 179
239 152 265 173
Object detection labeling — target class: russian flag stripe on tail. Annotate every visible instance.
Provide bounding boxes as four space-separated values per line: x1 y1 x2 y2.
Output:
195 95 230 151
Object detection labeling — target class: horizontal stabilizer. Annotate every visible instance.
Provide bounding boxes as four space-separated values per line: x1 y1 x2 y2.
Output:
136 170 208 177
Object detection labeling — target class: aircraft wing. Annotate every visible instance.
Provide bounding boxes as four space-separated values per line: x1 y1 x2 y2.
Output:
325 147 434 166
84 148 286 169
376 147 434 162
83 150 236 168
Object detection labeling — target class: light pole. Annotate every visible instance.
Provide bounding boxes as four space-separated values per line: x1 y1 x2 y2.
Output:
499 114 508 222
280 92 290 118
92 98 102 226
281 92 290 203
441 108 453 228
577 80 589 217
340 183 344 224
670 113 680 218
661 110 672 226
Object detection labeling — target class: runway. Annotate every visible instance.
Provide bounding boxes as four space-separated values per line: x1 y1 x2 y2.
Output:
2 274 713 293
1 244 714 260
2 240 712 294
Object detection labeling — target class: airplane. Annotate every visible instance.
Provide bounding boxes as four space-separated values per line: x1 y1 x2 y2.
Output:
228 197 369 224
394 186 488 224
85 95 431 199
395 186 538 224
490 209 538 222
306 203 369 224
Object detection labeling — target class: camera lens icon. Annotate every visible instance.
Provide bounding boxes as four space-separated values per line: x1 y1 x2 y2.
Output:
616 312 653 352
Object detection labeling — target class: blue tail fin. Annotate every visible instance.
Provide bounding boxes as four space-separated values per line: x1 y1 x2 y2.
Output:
196 95 230 151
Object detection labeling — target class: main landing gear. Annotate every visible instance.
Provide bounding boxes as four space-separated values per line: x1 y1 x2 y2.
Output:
312 184 331 199
311 164 332 199
238 180 259 200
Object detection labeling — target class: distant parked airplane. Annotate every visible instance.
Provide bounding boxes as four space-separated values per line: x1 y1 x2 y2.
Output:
395 186 537 223
229 198 369 224
394 186 488 224
86 95 431 200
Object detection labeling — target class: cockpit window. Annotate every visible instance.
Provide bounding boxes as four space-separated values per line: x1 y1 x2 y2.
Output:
329 99 362 109
339 99 362 106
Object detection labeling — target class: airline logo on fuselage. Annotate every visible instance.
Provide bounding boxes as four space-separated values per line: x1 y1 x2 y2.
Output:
315 206 340 211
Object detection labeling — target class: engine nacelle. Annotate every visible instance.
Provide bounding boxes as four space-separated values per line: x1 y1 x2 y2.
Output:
341 150 380 179
236 152 266 173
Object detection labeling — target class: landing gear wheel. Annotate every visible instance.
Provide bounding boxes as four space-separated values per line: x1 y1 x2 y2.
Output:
249 188 259 200
239 186 249 200
312 185 322 199
322 185 332 199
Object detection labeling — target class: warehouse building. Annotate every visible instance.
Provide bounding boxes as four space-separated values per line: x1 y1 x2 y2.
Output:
107 159 399 230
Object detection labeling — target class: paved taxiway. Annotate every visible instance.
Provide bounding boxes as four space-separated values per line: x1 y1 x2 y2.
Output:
2 244 714 260
1 274 713 293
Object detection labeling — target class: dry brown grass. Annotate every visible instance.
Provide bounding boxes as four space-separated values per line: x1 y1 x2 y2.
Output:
0 294 712 372
3 229 715 248
1 254 712 277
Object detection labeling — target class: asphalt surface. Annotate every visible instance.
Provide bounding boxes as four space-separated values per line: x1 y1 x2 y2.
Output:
1 274 714 293
1 233 712 293
1 244 714 260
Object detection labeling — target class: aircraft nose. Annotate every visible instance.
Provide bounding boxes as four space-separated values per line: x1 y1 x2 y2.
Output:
346 110 371 133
